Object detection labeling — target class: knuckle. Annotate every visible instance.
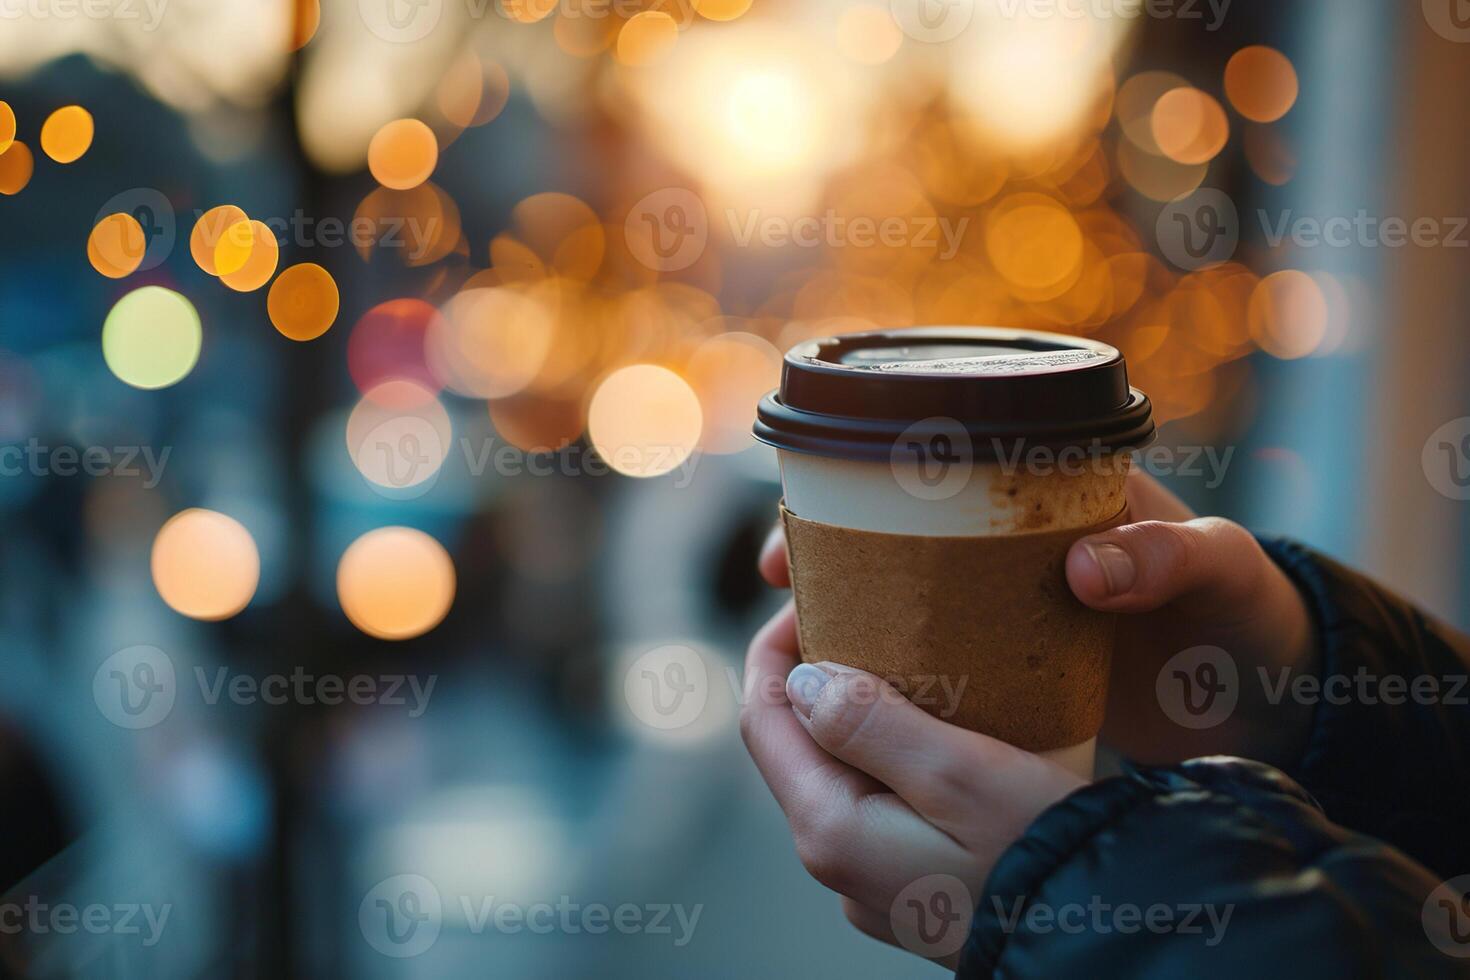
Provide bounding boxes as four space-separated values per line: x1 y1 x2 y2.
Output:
796 831 857 895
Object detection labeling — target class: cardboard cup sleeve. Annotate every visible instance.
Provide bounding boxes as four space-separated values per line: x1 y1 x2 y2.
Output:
781 504 1131 752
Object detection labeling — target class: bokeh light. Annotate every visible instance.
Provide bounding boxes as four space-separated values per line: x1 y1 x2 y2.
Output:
368 119 438 191
694 0 753 20
191 205 250 276
616 11 679 67
348 298 443 395
39 104 93 163
87 213 146 279
337 527 456 640
835 5 903 65
1225 46 1299 123
346 379 453 491
0 141 34 195
102 286 203 389
0 101 14 154
426 286 553 399
684 332 782 453
587 365 702 478
1151 88 1229 165
220 220 280 292
268 262 339 341
290 0 320 50
1249 270 1328 360
151 509 260 621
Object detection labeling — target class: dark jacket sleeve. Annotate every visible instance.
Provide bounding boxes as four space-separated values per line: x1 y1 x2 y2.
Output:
957 759 1470 979
1258 537 1470 879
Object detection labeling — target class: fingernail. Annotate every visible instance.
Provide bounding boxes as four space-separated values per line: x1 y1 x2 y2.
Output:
786 663 832 718
1085 542 1136 596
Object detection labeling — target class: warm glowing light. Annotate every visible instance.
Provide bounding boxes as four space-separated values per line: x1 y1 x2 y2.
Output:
617 11 679 67
0 102 14 154
1151 88 1229 165
501 0 557 23
268 263 339 341
724 70 813 175
1116 71 1187 155
694 0 752 20
1116 138 1207 202
212 218 256 276
337 527 456 640
354 183 461 267
102 286 202 390
985 193 1084 295
152 509 260 621
220 220 279 292
346 380 452 491
39 105 93 163
489 396 584 454
348 298 443 394
436 52 511 129
1249 270 1328 359
191 206 250 276
290 0 321 50
836 5 903 65
87 213 146 279
427 286 553 399
368 119 439 191
0 141 32 195
685 332 782 453
510 192 605 280
588 365 702 478
1225 46 1299 123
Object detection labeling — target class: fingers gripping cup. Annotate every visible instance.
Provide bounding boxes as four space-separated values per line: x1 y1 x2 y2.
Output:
754 327 1155 779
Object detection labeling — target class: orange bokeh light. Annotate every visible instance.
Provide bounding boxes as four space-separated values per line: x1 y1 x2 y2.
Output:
87 213 147 279
337 527 456 640
368 119 439 191
268 262 340 341
1225 46 1299 123
40 105 93 164
220 220 280 292
1151 88 1229 165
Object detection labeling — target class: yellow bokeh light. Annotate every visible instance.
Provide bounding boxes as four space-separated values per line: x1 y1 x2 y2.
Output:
268 262 339 341
191 205 250 276
368 119 438 191
337 527 456 641
1151 88 1229 165
0 101 14 154
1225 46 1299 124
693 0 753 21
836 5 903 65
152 509 260 621
102 286 202 390
0 141 34 195
985 193 1084 294
1249 270 1328 360
220 220 280 292
87 213 147 279
39 105 93 164
427 286 554 399
617 11 679 67
212 218 256 276
587 364 702 478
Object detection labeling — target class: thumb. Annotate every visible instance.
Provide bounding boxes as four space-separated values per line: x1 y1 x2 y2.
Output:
1066 517 1271 615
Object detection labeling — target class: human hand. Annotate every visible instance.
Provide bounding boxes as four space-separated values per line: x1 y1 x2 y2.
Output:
740 602 1084 966
755 469 1320 771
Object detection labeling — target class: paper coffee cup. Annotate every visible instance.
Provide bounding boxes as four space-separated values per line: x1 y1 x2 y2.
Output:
754 327 1155 779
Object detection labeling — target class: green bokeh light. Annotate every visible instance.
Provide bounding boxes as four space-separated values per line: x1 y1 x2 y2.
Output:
102 286 202 390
